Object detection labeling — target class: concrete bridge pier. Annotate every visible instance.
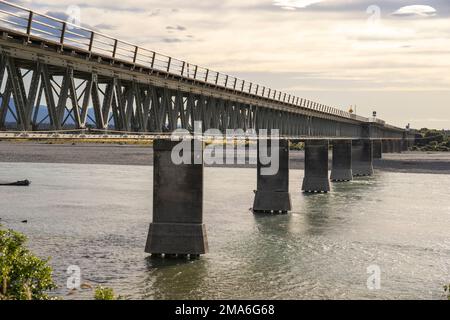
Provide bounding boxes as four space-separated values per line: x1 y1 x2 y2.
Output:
391 140 397 153
382 140 390 153
406 135 415 150
352 139 374 176
394 140 402 153
401 139 408 152
253 139 292 214
302 140 331 193
381 139 389 153
330 140 353 182
373 140 382 159
388 140 395 153
399 140 404 153
145 139 208 258
390 140 398 153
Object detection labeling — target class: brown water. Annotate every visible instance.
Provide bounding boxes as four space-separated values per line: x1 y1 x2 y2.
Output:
0 162 449 299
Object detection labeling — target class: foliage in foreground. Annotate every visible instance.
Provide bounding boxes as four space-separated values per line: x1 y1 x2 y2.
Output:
444 284 450 300
0 225 56 300
94 286 116 300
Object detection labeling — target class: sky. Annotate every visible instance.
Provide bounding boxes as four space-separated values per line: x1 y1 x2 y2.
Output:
13 0 450 129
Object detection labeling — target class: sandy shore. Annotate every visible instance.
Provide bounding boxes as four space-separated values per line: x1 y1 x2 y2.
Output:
1 141 449 174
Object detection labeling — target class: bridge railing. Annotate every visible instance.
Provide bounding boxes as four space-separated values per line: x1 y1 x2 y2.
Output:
0 0 374 124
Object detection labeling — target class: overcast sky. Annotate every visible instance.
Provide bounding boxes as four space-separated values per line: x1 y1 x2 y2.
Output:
16 0 450 129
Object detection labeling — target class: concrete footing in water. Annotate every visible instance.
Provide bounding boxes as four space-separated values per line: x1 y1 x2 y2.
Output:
352 139 374 177
152 253 200 260
330 140 353 182
373 139 382 159
145 139 208 257
253 139 291 214
302 140 330 193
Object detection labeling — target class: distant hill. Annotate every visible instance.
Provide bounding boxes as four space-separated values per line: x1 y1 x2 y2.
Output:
4 105 99 128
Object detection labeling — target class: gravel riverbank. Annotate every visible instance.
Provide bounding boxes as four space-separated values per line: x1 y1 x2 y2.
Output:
1 141 449 174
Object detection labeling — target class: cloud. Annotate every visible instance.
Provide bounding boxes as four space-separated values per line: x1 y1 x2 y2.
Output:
162 38 183 43
148 10 161 17
166 25 187 31
43 10 98 31
94 23 115 31
392 5 437 18
44 10 70 21
266 0 450 18
272 0 324 10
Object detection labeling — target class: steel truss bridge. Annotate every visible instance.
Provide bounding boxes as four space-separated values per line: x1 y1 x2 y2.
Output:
0 1 417 258
0 1 411 141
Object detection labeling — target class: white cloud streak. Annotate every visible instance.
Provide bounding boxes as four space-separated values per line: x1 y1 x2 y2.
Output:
392 5 437 17
272 0 324 10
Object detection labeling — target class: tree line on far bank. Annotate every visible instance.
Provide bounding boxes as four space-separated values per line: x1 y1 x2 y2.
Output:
412 128 450 152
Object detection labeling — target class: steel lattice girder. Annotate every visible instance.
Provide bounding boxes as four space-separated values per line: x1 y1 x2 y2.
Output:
0 49 405 139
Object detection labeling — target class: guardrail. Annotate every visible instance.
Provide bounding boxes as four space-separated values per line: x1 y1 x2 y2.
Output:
0 0 373 123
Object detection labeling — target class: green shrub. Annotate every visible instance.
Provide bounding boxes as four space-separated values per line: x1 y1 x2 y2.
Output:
0 225 56 300
445 284 450 300
94 286 116 300
425 132 444 143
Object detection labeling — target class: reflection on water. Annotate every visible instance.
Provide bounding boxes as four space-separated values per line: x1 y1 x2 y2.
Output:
144 256 208 300
0 162 449 300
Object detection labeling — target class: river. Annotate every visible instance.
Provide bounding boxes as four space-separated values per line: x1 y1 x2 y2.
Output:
0 162 449 299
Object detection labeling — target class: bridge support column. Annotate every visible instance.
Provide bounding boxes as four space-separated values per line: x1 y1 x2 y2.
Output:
145 139 208 257
391 140 397 153
330 140 352 182
302 140 330 193
253 139 291 214
373 140 382 159
396 140 402 153
389 140 395 153
382 140 390 153
352 139 373 176
392 140 399 153
401 139 408 152
407 135 415 150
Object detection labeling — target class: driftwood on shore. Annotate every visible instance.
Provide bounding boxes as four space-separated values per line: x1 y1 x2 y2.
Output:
0 180 31 186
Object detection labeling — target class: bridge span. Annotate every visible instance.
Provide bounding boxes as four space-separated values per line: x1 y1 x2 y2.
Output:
0 1 416 258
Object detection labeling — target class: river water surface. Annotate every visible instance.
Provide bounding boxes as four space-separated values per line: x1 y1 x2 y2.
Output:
0 162 449 299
